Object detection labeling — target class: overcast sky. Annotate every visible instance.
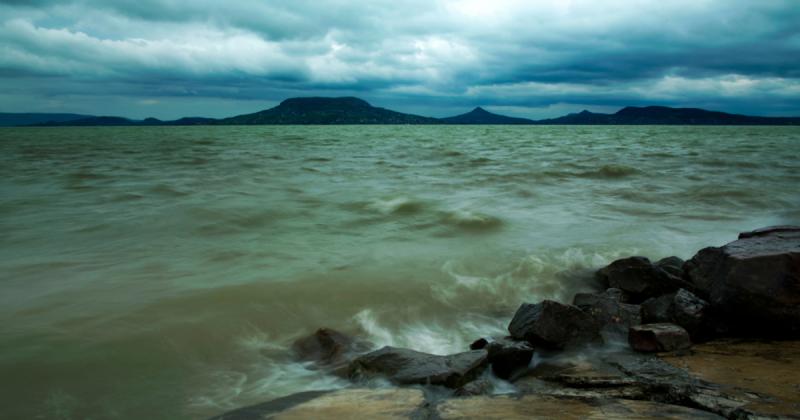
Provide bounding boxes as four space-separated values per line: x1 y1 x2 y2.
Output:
1 0 799 119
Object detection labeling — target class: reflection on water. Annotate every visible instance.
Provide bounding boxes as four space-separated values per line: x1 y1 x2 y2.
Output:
0 125 798 419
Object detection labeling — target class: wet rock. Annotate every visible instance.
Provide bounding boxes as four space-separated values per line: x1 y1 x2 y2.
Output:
454 377 494 396
596 256 691 303
641 289 709 339
685 226 800 337
656 256 685 278
485 338 534 380
469 337 489 350
572 287 627 306
291 328 370 366
348 346 488 388
210 388 426 420
574 292 642 343
508 300 600 349
629 323 692 353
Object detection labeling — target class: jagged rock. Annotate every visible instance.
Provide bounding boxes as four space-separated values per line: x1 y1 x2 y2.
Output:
508 300 600 349
685 226 800 337
291 328 370 366
629 323 691 352
348 346 488 388
574 291 642 343
596 256 691 303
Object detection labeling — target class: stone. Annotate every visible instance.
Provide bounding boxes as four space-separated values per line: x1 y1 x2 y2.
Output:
641 289 709 339
291 328 370 366
209 388 426 420
348 346 488 388
629 323 692 352
508 300 600 349
573 292 642 343
485 338 534 379
454 377 494 396
656 256 685 278
596 256 691 303
684 226 800 336
435 394 724 419
572 288 626 306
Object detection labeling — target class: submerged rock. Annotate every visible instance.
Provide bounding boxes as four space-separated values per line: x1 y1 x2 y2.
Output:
685 225 800 337
596 256 691 303
291 328 370 366
629 323 692 353
508 300 600 349
348 346 488 388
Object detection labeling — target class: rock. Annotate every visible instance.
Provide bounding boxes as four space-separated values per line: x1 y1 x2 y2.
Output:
454 377 494 396
629 323 692 352
469 337 489 350
291 328 370 366
572 287 627 306
573 291 642 343
485 338 534 379
641 289 710 339
685 226 800 337
435 394 724 419
348 346 488 388
210 388 426 420
596 256 691 303
508 300 600 349
656 256 685 278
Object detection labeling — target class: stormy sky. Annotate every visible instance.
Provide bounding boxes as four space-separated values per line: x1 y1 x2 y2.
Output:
1 0 799 119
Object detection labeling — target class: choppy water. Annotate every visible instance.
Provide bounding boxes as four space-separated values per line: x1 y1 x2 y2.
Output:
0 125 798 419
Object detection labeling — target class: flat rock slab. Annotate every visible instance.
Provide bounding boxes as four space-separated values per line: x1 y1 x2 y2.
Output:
661 339 800 418
349 346 488 388
629 323 691 352
435 394 723 419
211 389 426 420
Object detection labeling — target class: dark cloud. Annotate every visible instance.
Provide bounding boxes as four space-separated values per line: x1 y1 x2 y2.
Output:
0 0 798 118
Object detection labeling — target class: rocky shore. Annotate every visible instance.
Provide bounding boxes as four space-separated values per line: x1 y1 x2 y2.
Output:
212 226 800 419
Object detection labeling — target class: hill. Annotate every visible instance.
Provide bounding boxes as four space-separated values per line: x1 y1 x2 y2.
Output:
440 107 534 124
539 106 800 125
217 97 440 125
0 113 94 127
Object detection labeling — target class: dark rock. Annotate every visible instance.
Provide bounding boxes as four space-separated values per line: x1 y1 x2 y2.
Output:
574 292 642 343
572 288 627 306
485 338 534 380
348 346 488 388
291 328 370 366
454 377 494 396
629 323 691 353
656 256 685 278
596 256 691 303
469 338 489 350
508 300 600 349
641 289 709 339
684 226 800 337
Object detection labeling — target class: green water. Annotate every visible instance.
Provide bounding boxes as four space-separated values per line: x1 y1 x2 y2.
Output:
0 125 798 419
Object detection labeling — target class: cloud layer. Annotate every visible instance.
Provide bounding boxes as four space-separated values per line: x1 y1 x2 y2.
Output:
1 0 798 118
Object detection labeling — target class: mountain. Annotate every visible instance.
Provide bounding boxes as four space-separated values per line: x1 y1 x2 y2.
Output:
218 97 440 125
441 107 534 124
0 112 94 127
539 106 800 125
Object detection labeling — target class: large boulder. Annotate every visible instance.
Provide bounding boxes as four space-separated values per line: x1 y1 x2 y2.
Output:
641 289 709 339
573 291 642 343
348 346 488 388
596 256 692 303
508 300 600 349
684 226 800 336
629 323 691 353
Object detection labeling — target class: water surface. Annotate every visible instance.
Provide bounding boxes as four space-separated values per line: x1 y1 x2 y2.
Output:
1 125 798 419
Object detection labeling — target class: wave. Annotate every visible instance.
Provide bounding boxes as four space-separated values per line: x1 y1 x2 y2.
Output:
365 197 425 216
439 210 503 232
578 164 640 179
